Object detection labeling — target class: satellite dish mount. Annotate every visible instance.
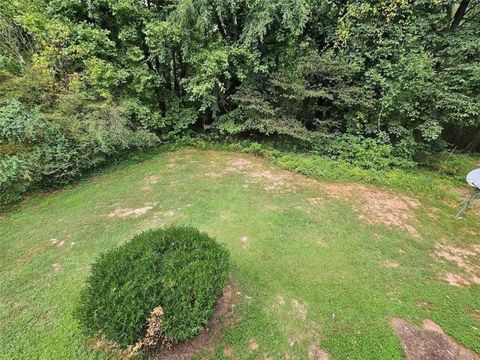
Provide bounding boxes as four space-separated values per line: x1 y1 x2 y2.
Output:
456 168 480 219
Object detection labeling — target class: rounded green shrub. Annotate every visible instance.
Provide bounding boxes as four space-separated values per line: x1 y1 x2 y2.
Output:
76 226 229 349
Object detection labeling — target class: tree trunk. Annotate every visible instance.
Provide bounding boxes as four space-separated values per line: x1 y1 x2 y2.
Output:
450 0 469 29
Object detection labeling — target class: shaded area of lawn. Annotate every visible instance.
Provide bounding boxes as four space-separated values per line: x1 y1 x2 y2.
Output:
1 148 479 359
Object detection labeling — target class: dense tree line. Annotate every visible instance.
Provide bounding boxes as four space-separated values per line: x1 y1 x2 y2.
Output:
1 0 479 202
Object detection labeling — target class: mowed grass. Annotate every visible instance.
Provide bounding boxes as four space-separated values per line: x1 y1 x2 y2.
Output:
1 148 479 359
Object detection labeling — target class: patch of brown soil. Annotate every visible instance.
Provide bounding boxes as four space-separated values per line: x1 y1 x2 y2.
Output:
222 347 236 358
224 156 300 193
440 272 471 287
308 344 329 360
107 206 153 218
291 299 308 321
433 243 480 287
248 339 259 351
154 284 241 360
391 318 479 360
382 259 400 268
322 183 421 238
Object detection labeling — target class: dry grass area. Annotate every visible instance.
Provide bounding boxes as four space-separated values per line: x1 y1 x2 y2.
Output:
434 243 480 287
321 183 421 238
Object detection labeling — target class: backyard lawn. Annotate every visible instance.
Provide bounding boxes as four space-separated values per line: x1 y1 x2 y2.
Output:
1 148 479 359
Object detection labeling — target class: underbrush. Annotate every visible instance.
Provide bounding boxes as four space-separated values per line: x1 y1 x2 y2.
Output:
2 129 479 207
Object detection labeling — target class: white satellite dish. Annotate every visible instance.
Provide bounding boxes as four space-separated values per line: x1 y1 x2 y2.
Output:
456 168 480 219
466 168 480 189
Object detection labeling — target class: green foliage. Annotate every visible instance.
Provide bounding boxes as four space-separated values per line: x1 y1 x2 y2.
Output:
1 0 480 203
318 134 416 171
0 96 159 202
76 226 230 349
0 99 79 185
26 127 79 185
48 93 159 168
419 151 480 182
0 155 30 204
0 99 40 143
187 46 230 115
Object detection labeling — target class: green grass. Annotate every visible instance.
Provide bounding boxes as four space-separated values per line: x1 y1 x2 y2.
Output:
1 148 479 359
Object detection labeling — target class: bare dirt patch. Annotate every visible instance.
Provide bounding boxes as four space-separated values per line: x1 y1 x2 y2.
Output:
222 347 235 358
200 153 318 194
308 344 329 360
224 155 302 193
248 339 259 351
107 206 153 218
382 259 400 268
291 299 308 321
440 272 471 287
154 284 241 360
433 243 480 287
322 183 421 238
391 317 479 360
